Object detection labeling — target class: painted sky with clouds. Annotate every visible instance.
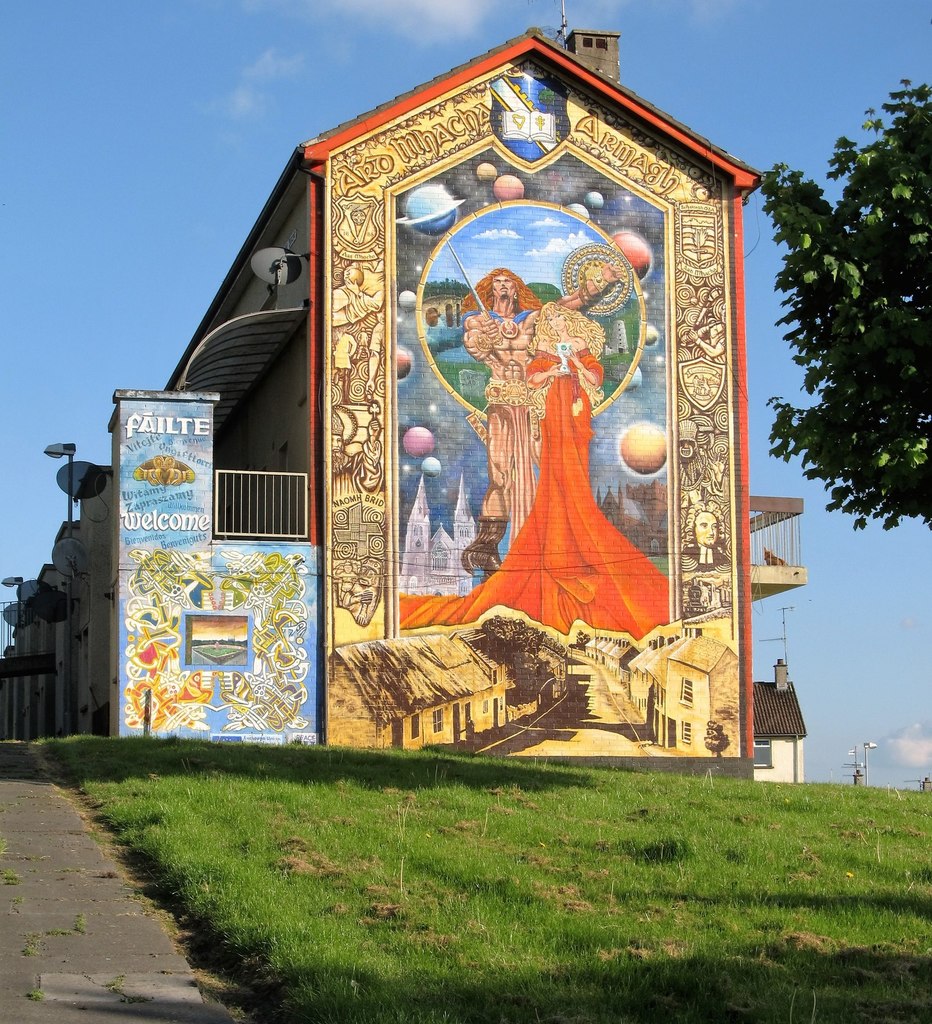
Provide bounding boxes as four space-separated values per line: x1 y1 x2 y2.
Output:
1 0 929 786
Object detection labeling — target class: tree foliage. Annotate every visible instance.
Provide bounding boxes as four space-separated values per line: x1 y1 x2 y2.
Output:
761 82 932 529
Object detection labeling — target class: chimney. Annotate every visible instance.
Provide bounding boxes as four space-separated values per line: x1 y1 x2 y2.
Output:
774 659 788 691
566 30 621 83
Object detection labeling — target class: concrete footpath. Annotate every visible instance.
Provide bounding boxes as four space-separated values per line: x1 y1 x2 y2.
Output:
0 742 235 1023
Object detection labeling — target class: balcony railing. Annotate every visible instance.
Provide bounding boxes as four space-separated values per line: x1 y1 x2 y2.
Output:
749 495 807 599
214 470 309 541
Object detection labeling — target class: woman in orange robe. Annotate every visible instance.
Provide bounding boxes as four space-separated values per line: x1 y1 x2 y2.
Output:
400 304 668 640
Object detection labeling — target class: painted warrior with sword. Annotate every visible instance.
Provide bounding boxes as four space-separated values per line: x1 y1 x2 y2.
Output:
453 248 623 573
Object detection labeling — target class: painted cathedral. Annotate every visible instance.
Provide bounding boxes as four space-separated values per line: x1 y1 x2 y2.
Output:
400 475 476 597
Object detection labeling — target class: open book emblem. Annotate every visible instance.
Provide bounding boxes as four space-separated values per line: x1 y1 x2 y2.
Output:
489 66 568 162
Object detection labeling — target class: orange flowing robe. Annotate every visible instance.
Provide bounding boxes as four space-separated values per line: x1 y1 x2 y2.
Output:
400 352 669 639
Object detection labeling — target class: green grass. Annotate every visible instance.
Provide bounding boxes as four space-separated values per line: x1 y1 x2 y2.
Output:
43 737 932 1024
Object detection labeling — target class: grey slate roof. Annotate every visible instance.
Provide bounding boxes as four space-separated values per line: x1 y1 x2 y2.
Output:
753 681 807 738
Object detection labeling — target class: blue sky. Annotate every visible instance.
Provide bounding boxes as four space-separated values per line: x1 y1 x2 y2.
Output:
1 0 929 786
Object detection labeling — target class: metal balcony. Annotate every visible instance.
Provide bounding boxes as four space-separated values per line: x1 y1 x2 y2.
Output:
214 470 309 541
749 495 808 600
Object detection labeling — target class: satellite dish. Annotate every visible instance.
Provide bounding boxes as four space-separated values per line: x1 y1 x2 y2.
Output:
250 247 303 286
52 537 88 577
32 590 67 623
2 602 22 627
18 579 50 603
56 461 108 500
2 601 35 629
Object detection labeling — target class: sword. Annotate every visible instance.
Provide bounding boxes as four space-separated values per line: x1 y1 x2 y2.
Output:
447 242 487 315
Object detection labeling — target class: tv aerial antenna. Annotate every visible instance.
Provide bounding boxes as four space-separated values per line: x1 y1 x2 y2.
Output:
538 1 568 46
761 605 794 665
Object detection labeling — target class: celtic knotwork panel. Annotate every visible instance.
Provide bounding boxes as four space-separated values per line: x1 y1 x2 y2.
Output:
123 548 311 734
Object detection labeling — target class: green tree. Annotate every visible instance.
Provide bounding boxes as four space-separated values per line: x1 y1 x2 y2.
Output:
761 82 932 529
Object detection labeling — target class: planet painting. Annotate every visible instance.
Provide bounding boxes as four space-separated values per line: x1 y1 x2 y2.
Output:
396 347 413 380
492 174 524 201
398 290 416 311
613 230 653 278
476 162 497 181
397 184 465 235
619 422 667 475
403 426 435 457
421 456 441 477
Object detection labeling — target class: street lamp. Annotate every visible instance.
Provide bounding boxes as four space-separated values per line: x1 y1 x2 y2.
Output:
864 742 878 786
44 442 76 735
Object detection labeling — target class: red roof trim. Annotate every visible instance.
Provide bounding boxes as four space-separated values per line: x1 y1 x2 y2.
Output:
304 34 758 188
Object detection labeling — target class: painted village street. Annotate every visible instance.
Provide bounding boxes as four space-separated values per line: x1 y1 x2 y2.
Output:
477 653 670 758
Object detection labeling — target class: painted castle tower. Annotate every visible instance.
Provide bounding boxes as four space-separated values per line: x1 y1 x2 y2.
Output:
400 475 476 596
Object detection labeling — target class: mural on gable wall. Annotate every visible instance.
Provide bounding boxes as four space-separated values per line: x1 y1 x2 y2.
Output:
325 61 742 760
116 395 320 743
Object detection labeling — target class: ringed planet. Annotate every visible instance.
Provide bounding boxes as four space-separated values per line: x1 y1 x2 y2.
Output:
397 184 465 235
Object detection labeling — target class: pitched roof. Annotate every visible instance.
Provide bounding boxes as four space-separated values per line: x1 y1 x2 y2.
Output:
302 27 759 187
753 681 807 738
331 634 495 713
667 635 735 674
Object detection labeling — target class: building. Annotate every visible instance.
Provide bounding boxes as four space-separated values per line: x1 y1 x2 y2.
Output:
1 28 808 773
400 475 476 596
753 659 807 783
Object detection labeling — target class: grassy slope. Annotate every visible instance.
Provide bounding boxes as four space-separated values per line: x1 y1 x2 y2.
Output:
43 737 932 1024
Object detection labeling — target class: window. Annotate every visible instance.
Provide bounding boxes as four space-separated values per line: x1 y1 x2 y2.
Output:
410 714 420 740
482 699 489 713
680 677 694 706
432 708 444 733
754 739 773 768
596 37 608 50
682 721 692 745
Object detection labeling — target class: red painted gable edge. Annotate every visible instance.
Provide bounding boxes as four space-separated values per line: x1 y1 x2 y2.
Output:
302 33 760 191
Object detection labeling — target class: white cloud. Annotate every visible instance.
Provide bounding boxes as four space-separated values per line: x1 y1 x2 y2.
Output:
475 229 521 240
243 48 305 81
212 47 304 120
245 0 496 42
525 230 591 257
531 217 562 228
884 722 932 768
